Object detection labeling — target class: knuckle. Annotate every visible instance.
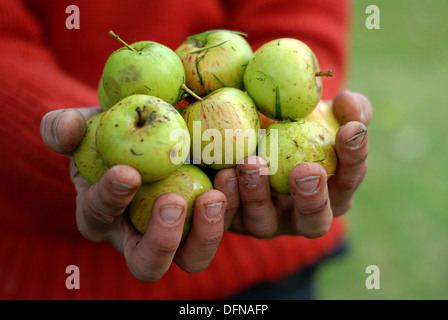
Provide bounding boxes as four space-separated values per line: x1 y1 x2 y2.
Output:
244 198 267 209
81 195 116 225
179 263 207 274
339 177 363 192
341 152 368 170
337 163 367 191
332 198 354 216
299 199 329 216
246 221 277 239
90 207 116 225
199 231 223 248
301 225 331 239
131 268 164 283
152 241 179 257
251 228 276 239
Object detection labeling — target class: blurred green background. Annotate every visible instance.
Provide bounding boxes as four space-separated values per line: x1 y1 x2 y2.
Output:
314 1 448 299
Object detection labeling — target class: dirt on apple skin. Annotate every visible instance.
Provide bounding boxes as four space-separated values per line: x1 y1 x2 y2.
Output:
259 118 338 195
102 40 186 107
73 112 109 185
96 94 190 183
175 30 253 97
244 38 324 120
305 100 340 138
128 164 213 240
181 87 261 169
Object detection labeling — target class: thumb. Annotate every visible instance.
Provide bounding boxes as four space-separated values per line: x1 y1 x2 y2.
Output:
332 90 373 126
78 165 142 239
40 108 87 154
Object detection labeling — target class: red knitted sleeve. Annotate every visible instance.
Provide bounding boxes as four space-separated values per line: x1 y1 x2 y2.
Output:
0 0 350 299
0 0 97 236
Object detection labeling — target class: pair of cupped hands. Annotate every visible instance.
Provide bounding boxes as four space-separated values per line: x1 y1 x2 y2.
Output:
40 90 372 282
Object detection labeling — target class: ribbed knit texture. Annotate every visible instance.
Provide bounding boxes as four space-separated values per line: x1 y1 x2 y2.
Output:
0 0 349 299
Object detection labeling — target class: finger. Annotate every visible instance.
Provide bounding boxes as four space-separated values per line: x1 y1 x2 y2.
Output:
332 90 373 125
40 108 87 154
69 155 90 194
77 165 141 239
213 168 240 230
328 121 368 216
289 162 333 238
174 190 226 273
123 193 187 282
76 106 102 120
236 156 277 238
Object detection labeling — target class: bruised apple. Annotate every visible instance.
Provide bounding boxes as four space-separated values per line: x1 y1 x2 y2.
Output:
95 94 190 183
102 31 186 107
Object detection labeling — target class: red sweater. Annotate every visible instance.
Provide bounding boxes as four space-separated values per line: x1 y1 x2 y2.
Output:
0 0 349 299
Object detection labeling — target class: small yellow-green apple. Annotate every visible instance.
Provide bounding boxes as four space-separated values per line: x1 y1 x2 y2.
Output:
258 118 338 195
73 112 109 185
101 31 186 107
95 94 190 183
98 77 114 112
175 30 253 97
181 87 260 169
128 164 213 240
244 38 333 120
305 100 340 138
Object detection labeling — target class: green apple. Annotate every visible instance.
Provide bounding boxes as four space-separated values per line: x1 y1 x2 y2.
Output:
175 30 253 97
305 100 340 138
244 38 333 120
181 87 260 169
128 164 213 240
258 118 338 195
98 77 114 111
73 112 109 185
101 31 186 107
96 94 190 183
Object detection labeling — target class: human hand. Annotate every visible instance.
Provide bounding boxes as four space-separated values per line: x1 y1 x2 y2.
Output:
213 90 372 238
40 107 227 282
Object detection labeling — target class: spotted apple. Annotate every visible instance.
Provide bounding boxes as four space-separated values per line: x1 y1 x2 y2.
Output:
128 164 213 240
175 30 253 97
244 38 333 120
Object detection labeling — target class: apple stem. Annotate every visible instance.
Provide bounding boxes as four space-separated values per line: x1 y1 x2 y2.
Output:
315 70 334 77
109 30 136 53
181 84 203 101
136 106 146 127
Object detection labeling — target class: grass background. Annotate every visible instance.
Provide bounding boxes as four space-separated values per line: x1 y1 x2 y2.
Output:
314 1 448 300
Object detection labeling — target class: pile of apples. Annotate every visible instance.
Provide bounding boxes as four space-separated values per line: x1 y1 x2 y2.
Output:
74 29 340 238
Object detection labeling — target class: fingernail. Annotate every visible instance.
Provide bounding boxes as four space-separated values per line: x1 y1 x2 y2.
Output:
160 205 183 225
240 168 262 188
205 202 223 222
295 176 320 194
346 130 366 148
112 181 134 194
226 177 238 192
53 110 67 145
